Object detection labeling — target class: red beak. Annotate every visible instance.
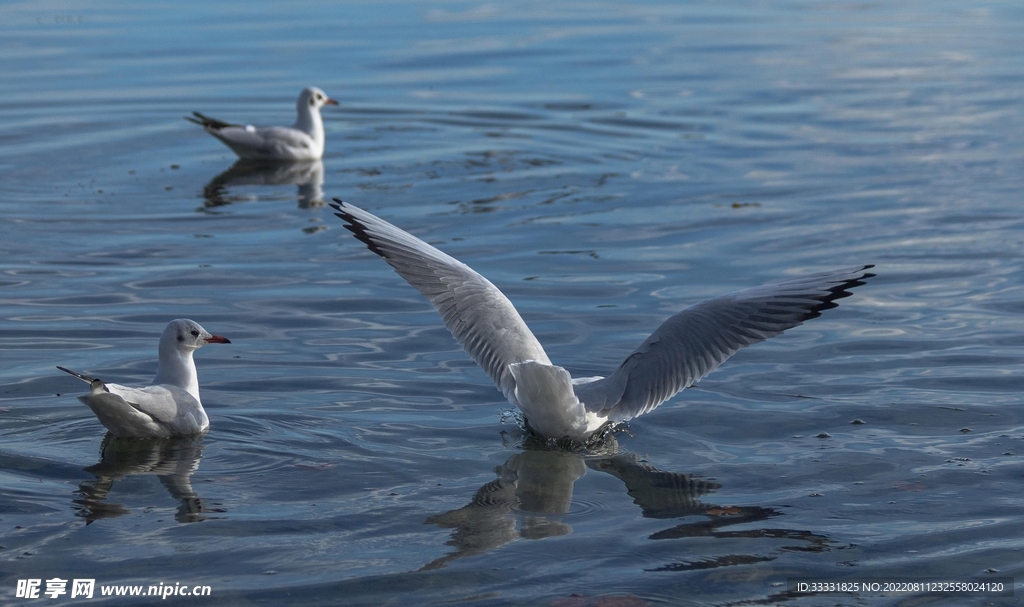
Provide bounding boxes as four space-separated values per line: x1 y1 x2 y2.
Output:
325 98 339 106
206 334 231 344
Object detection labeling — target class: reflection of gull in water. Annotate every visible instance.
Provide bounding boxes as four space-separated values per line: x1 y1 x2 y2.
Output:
202 159 325 209
422 448 584 570
587 452 721 519
422 437 831 571
422 437 717 570
332 200 874 442
74 434 219 524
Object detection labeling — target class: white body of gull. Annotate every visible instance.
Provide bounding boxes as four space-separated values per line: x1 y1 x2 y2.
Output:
58 319 230 438
186 87 338 161
331 200 874 443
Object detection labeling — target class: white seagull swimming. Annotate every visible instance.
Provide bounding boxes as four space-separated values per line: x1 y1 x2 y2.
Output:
331 200 874 443
186 87 338 161
58 319 230 438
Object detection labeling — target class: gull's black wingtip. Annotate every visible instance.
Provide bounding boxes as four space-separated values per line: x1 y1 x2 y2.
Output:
330 198 388 259
811 264 876 316
329 198 353 226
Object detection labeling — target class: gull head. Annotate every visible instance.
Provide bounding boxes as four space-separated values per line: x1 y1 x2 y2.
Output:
300 86 339 110
162 318 231 353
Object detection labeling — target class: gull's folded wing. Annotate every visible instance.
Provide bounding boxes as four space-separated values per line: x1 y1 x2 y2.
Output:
105 384 189 424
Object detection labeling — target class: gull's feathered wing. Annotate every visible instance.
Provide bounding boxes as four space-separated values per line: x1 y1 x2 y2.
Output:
186 113 317 160
333 202 551 403
331 199 873 440
57 366 208 438
571 267 874 422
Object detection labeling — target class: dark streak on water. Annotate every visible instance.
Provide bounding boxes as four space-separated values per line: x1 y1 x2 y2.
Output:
2 1 1024 606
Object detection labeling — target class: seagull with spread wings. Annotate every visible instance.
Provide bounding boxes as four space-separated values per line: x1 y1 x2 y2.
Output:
331 200 873 442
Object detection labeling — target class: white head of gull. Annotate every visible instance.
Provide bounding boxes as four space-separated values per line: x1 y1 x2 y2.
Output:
330 199 874 444
58 319 230 438
186 87 338 161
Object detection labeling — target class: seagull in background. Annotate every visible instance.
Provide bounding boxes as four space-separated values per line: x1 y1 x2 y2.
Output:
331 199 874 443
58 319 230 438
187 87 338 161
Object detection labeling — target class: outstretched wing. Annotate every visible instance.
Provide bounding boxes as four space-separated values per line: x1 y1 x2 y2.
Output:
573 265 874 421
331 200 551 401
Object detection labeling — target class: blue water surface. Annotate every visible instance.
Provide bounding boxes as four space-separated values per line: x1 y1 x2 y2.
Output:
2 1 1024 605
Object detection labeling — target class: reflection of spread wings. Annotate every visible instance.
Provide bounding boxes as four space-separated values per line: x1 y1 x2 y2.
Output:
422 447 720 570
422 445 837 572
586 454 720 519
421 478 519 571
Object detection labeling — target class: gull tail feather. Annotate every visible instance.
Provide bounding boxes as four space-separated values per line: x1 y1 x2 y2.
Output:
185 112 238 130
57 366 98 384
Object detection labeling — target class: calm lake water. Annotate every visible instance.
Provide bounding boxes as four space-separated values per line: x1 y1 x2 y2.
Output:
3 1 1024 605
